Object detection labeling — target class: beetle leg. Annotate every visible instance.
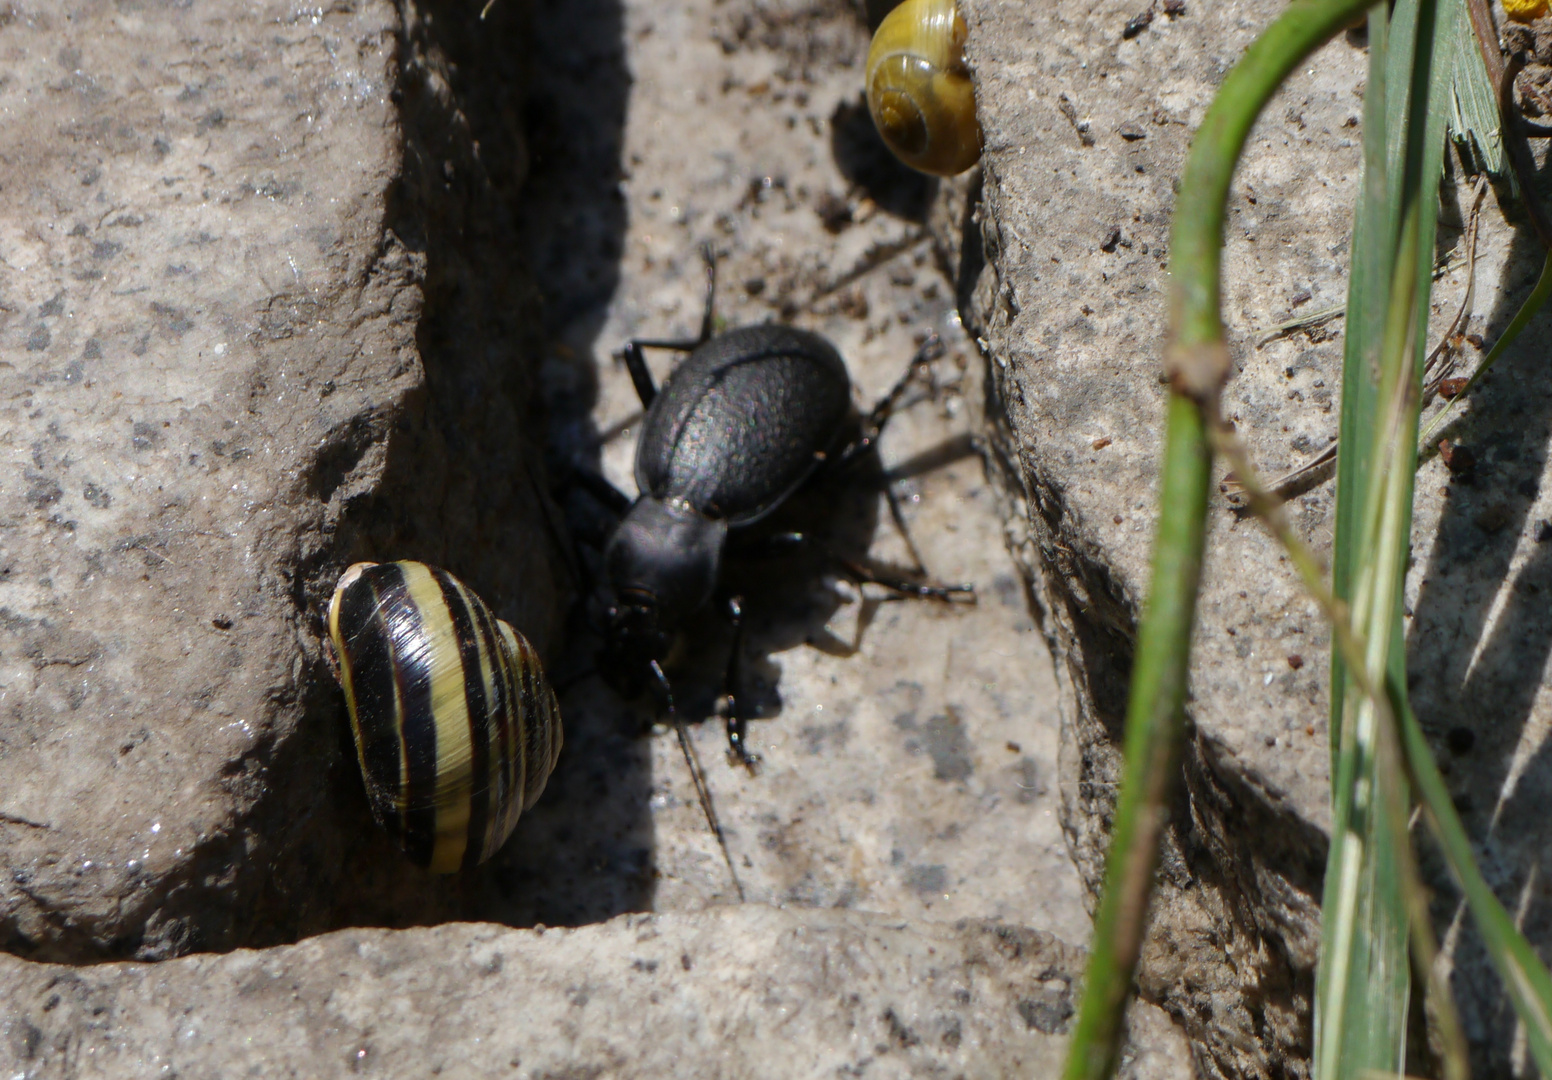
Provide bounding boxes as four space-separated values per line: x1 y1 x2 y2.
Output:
616 246 720 405
695 240 717 345
719 596 761 773
835 557 976 603
620 341 659 409
880 482 928 575
861 333 943 440
833 334 943 470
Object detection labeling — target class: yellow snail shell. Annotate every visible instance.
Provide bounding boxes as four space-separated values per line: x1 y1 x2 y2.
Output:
865 0 982 177
326 560 563 873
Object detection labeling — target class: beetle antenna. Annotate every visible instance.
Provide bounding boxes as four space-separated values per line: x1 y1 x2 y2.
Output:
650 660 746 902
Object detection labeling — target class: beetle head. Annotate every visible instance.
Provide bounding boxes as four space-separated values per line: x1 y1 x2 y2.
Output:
604 496 726 626
599 496 727 693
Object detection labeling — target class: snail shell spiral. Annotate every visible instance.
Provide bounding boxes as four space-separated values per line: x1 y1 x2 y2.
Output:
327 560 563 873
865 0 982 177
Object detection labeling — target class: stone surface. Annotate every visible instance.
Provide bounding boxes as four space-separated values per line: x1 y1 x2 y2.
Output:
504 0 1098 949
0 0 1116 974
0 2 1182 1076
0 906 1194 1080
0 0 567 961
959 0 1552 1075
0 0 1198 1074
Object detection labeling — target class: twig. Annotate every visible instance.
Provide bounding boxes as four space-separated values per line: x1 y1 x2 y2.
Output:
805 232 931 306
1256 303 1346 347
1498 51 1552 249
1422 175 1489 399
1211 420 1469 1079
0 810 50 830
1224 438 1338 504
1209 425 1367 686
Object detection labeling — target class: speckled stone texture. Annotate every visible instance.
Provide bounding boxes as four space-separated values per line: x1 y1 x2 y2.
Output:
0 0 566 962
0 906 1195 1080
959 0 1552 1075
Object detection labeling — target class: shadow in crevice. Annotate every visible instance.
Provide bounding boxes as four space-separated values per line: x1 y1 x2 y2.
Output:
306 0 648 934
1405 173 1552 1072
522 0 633 480
463 0 652 927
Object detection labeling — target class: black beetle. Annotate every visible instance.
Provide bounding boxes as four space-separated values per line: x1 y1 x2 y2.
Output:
581 251 973 775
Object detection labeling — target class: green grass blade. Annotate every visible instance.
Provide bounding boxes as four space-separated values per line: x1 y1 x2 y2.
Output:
1329 5 1394 677
1319 3 1404 1069
1057 1 1380 1076
1440 0 1503 175
1317 0 1452 1071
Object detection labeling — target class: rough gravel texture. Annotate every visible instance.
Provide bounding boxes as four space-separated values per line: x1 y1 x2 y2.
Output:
0 0 566 962
960 0 1552 1075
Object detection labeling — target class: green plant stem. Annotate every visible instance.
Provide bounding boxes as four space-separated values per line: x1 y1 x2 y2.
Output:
1060 394 1209 1080
1167 0 1383 377
1059 2 1379 1078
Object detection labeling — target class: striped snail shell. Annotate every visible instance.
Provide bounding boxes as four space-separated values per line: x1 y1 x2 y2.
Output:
865 0 982 177
326 560 563 873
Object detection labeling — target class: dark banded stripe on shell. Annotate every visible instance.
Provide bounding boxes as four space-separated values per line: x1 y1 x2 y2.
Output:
326 561 563 873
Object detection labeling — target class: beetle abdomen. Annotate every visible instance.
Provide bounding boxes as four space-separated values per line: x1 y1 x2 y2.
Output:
327 561 562 873
636 325 851 523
